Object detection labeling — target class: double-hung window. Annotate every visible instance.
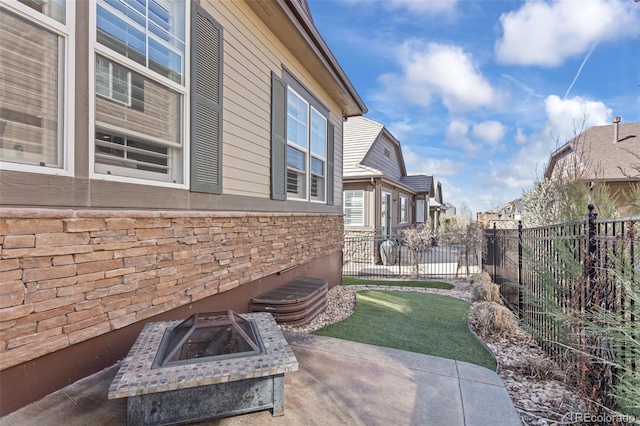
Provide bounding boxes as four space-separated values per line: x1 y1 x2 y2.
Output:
93 0 187 184
400 196 408 223
0 0 72 172
271 71 334 204
310 109 327 202
286 88 309 199
416 199 425 223
344 190 364 226
285 87 328 202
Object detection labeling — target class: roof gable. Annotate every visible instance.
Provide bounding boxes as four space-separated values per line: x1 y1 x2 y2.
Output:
343 116 383 176
343 116 407 179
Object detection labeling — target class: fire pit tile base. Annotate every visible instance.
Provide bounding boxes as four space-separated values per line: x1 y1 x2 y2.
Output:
127 374 284 426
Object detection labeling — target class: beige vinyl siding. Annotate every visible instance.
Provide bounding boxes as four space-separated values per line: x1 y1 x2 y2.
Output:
362 137 403 181
550 150 586 181
202 0 343 200
332 122 343 206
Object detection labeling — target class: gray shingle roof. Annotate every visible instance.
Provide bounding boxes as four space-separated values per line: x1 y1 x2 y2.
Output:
400 175 433 194
546 122 640 180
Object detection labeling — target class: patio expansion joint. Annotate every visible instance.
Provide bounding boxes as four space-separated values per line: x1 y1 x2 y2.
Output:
455 362 468 425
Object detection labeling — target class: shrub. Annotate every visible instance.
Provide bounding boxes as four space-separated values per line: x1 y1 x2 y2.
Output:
468 272 491 285
471 282 502 304
468 301 517 338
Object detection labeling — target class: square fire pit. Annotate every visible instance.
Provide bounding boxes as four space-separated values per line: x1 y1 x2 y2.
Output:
108 312 298 426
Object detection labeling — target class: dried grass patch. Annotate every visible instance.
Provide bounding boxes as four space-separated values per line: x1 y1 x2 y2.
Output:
469 272 492 285
468 301 517 338
471 282 502 304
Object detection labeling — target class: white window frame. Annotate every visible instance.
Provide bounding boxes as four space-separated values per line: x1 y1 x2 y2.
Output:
400 196 408 223
309 107 326 203
0 1 75 177
286 87 327 202
89 1 189 188
344 190 364 226
416 199 425 223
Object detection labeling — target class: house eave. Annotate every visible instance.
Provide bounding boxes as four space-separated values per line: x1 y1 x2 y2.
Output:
344 175 419 196
245 0 367 117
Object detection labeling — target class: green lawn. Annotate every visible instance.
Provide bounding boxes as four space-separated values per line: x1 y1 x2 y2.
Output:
341 277 454 289
313 290 496 370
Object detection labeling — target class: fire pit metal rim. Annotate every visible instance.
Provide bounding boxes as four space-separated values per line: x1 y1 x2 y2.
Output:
107 312 298 399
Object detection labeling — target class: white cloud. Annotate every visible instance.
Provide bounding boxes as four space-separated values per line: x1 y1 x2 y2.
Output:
402 145 464 177
381 40 497 112
387 0 457 15
472 121 505 147
496 0 640 67
443 120 506 155
445 120 477 154
485 95 613 198
386 118 416 143
340 0 458 15
544 95 612 143
515 128 528 146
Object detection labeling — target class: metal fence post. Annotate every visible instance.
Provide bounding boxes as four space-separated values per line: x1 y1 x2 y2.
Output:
493 222 497 282
518 220 524 319
586 204 597 294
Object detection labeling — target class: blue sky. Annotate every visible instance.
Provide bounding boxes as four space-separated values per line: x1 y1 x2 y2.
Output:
308 0 640 215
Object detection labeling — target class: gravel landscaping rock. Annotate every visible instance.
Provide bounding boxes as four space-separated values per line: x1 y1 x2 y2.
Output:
280 278 591 425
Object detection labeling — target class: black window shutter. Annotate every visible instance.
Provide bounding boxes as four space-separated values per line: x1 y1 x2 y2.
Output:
271 72 287 200
326 122 335 205
190 3 223 194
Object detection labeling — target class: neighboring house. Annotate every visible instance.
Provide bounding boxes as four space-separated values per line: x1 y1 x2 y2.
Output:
429 179 444 232
443 202 457 226
0 0 366 415
544 118 640 216
477 199 523 229
342 116 434 239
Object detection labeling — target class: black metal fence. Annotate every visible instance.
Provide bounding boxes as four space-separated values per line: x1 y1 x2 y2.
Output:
343 232 481 279
483 206 639 414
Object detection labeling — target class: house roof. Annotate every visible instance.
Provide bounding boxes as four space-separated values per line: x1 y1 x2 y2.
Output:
342 117 406 177
343 116 439 197
245 0 367 117
400 174 433 195
545 122 640 181
343 116 385 177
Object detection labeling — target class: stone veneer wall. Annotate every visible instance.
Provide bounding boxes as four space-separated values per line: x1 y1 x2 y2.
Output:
0 209 343 371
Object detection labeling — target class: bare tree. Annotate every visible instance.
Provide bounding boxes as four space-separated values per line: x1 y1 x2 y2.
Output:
441 202 483 275
400 225 434 277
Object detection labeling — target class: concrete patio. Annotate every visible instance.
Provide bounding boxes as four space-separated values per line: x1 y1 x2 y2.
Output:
0 332 521 426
